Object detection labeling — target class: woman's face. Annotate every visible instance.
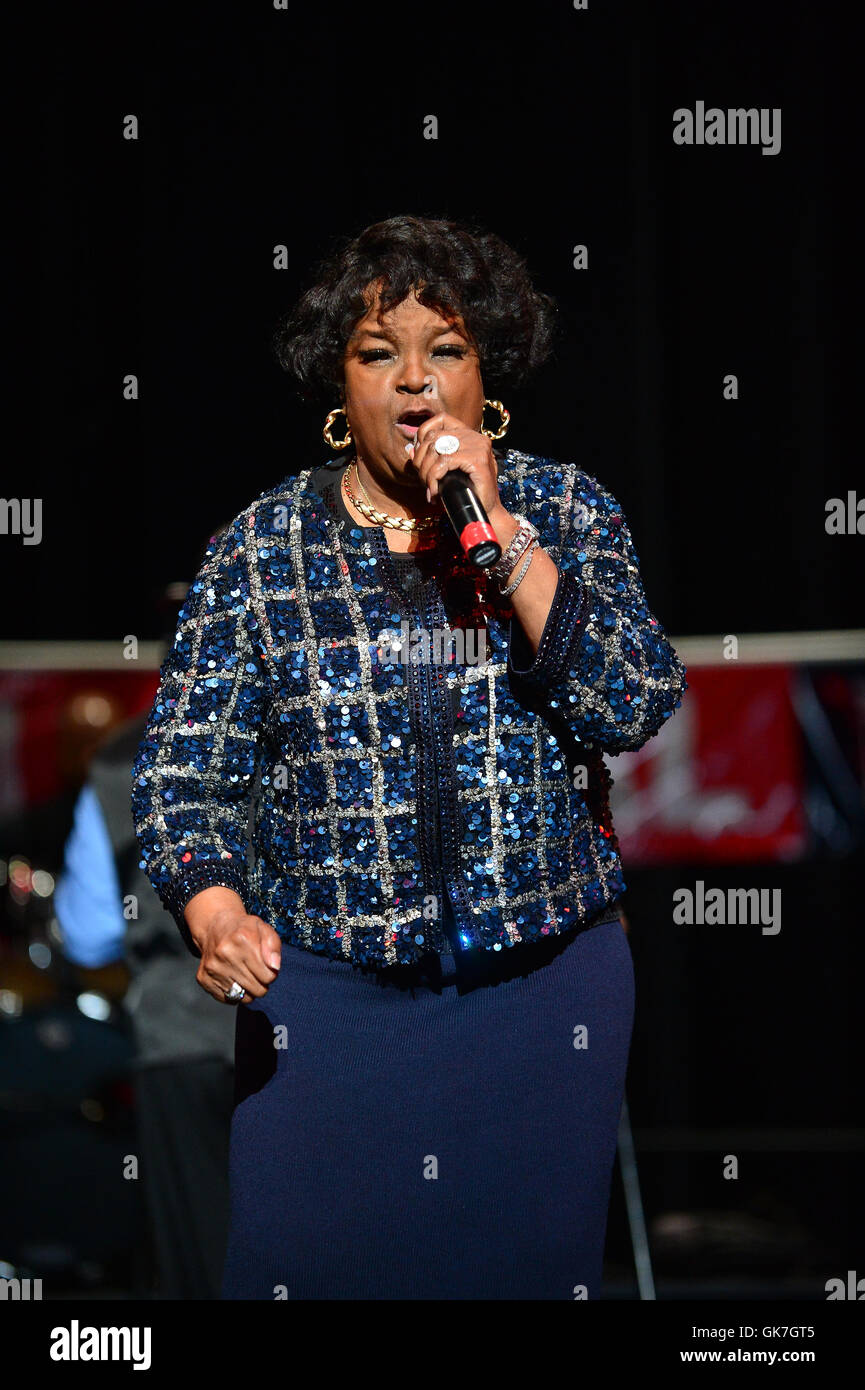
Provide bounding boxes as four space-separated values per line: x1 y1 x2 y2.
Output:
341 281 484 493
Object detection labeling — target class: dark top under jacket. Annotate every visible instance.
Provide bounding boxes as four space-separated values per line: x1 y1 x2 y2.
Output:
131 448 687 968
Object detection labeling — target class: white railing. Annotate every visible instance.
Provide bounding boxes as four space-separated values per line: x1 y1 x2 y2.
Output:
0 631 863 670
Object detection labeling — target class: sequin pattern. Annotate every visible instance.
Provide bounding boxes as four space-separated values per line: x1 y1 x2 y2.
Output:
131 449 687 967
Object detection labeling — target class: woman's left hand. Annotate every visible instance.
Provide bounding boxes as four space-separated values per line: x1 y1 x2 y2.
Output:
406 413 502 516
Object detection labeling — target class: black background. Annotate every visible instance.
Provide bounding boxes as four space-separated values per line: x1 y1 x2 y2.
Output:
22 0 856 641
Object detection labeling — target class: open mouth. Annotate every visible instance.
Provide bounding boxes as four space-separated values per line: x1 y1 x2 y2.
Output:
395 408 434 439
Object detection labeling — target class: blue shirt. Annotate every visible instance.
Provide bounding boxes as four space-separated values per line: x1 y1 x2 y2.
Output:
55 784 127 967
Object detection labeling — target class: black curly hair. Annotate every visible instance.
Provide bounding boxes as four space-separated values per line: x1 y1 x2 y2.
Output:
274 214 558 405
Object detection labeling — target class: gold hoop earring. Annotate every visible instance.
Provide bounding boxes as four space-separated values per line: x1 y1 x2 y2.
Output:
323 406 352 450
481 398 510 440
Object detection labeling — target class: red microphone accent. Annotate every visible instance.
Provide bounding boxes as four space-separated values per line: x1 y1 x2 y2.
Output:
459 520 497 552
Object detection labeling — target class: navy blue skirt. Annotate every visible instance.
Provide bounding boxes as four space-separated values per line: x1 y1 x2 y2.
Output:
221 902 634 1300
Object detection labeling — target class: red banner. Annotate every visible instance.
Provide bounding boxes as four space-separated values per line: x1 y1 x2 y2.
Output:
0 671 157 822
608 665 807 864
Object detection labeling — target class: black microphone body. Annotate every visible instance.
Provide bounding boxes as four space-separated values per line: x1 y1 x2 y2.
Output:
438 472 502 568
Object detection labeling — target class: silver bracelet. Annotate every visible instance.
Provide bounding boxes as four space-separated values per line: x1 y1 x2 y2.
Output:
490 530 529 583
498 538 539 598
490 516 538 583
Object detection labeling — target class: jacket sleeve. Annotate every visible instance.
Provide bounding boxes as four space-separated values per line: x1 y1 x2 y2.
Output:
131 517 268 955
507 467 687 754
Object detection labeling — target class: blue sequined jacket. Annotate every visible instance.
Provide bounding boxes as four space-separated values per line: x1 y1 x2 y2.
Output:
131 448 687 967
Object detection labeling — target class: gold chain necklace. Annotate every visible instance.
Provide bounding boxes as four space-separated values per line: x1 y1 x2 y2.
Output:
342 458 440 532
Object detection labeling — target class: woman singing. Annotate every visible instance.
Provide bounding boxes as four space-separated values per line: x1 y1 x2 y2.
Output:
132 214 687 1300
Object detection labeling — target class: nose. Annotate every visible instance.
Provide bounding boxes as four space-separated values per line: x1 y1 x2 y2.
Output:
396 349 434 396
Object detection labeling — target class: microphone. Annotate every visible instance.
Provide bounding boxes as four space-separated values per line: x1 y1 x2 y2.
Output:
438 472 502 568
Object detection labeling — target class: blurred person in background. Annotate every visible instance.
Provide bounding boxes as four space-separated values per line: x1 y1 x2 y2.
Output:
0 689 126 1005
0 690 125 887
54 533 237 1299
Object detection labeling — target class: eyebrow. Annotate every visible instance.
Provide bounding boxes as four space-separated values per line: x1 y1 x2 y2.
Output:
354 324 465 343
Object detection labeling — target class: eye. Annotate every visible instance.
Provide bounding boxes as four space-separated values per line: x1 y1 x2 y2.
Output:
355 344 467 363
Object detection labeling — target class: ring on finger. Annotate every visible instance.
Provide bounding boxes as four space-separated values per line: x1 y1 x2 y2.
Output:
224 980 246 1004
433 434 460 456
